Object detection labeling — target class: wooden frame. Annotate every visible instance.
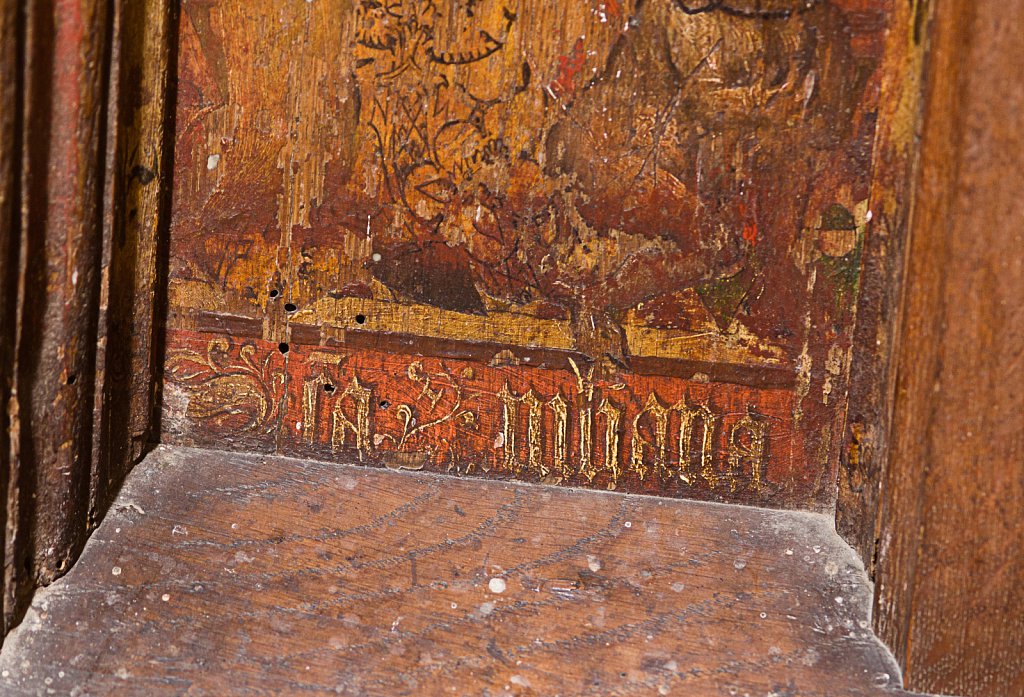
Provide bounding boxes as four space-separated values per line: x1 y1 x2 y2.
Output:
0 0 174 635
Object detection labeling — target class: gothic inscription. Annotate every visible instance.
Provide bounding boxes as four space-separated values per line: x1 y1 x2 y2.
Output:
166 332 794 501
162 0 910 508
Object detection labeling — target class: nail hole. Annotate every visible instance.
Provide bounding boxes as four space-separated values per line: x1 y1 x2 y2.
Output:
323 384 335 393
278 342 290 354
379 400 390 409
66 374 77 385
269 289 280 299
355 314 366 325
284 302 297 313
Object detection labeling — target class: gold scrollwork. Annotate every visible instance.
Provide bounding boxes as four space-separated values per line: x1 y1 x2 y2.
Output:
166 338 285 434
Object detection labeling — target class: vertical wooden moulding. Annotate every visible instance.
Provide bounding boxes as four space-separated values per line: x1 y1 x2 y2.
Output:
91 0 176 524
11 0 112 601
0 0 23 635
873 0 1024 694
0 0 173 639
835 0 931 570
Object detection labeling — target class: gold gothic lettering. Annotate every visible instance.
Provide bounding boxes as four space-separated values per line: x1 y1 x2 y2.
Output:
302 374 373 459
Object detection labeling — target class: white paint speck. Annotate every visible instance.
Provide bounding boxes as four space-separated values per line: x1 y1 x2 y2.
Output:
587 555 602 572
760 612 768 619
671 581 686 593
111 566 122 576
450 602 458 609
488 577 507 594
371 252 382 262
172 525 188 536
161 594 170 602
296 421 303 431
785 548 794 555
115 668 130 680
207 153 220 170
866 210 873 222
624 521 632 528
734 559 747 570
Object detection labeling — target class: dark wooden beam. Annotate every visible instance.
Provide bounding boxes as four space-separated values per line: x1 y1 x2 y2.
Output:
873 0 1024 694
0 0 173 639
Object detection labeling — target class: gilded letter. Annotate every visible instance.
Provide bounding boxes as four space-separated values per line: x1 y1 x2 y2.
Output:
548 392 569 478
331 376 373 460
727 410 768 492
673 402 717 487
630 393 669 481
597 398 623 484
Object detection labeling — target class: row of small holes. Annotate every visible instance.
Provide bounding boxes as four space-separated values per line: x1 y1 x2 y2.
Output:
270 294 365 322
268 291 368 355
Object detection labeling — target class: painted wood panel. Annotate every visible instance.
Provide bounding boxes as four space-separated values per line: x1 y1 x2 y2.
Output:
164 0 917 509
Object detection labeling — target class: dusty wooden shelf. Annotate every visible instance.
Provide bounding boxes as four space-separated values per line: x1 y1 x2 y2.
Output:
0 447 917 696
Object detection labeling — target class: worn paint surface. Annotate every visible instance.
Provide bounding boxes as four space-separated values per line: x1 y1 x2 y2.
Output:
165 0 910 508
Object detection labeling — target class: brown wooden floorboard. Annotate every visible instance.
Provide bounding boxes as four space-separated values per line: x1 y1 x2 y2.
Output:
0 447 917 696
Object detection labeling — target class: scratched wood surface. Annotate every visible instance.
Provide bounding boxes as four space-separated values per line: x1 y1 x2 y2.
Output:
0 0 174 641
164 0 922 510
872 0 1024 694
0 445 917 696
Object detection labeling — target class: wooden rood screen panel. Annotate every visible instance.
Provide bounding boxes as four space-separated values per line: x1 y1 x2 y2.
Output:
163 0 911 509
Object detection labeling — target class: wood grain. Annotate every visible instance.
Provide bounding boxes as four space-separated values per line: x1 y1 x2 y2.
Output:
873 0 1024 694
164 0 921 510
7 0 112 607
0 0 22 636
835 0 929 569
91 0 176 522
0 0 174 640
0 445 915 696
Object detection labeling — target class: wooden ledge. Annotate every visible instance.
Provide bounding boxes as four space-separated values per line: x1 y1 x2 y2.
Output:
0 447 917 696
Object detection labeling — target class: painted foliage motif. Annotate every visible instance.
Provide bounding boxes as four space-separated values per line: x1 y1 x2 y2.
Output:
167 0 895 507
